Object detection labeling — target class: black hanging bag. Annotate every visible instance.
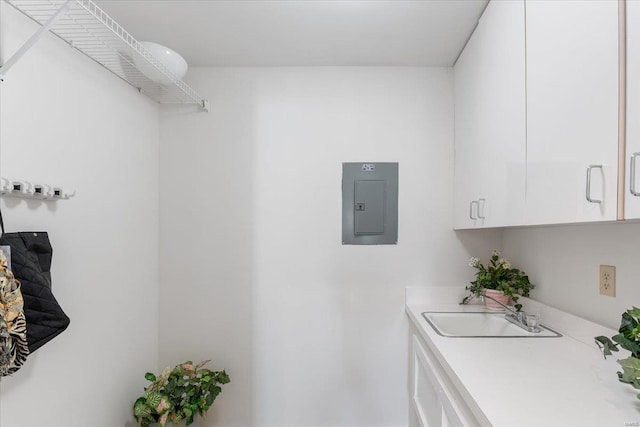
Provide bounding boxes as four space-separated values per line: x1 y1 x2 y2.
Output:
0 212 70 353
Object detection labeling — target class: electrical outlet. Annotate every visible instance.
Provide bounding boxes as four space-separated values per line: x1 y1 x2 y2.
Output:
599 265 616 297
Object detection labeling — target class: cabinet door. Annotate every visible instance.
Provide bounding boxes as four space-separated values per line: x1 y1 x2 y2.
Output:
411 335 477 427
453 14 484 230
525 0 619 225
627 0 640 218
453 0 526 229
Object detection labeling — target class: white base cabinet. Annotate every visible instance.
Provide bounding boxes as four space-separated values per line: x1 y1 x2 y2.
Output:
410 333 480 427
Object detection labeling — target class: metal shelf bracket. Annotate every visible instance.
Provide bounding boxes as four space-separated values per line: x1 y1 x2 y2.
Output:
0 0 73 82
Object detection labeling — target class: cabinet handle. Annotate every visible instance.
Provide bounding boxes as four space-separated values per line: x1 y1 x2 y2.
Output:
469 200 478 220
477 198 486 219
631 153 640 197
586 165 603 204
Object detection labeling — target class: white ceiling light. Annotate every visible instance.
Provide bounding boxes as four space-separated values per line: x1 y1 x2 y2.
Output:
138 41 188 84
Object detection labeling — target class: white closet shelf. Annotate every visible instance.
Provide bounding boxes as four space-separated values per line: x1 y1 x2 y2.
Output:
3 0 209 111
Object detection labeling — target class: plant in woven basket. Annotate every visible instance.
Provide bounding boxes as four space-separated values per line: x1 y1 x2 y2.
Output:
595 307 640 399
133 360 230 427
460 249 534 311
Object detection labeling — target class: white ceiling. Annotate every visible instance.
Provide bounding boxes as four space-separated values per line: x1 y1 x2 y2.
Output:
94 0 488 67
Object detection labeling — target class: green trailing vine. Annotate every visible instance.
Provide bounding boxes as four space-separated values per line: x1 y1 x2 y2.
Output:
595 307 640 399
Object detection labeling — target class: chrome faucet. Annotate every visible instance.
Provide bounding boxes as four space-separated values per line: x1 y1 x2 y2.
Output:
482 294 541 333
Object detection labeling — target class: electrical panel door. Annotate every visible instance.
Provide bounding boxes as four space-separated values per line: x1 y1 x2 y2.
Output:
342 163 398 245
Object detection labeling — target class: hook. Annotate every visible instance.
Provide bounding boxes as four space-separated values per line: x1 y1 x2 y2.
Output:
31 184 50 199
0 178 75 201
0 178 10 195
10 180 32 196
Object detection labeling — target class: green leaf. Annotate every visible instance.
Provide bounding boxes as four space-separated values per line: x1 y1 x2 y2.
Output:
620 312 637 338
219 371 230 384
205 392 215 407
145 391 163 409
628 307 640 320
134 400 152 419
145 372 157 382
617 357 640 389
613 333 640 357
618 356 640 371
595 335 619 357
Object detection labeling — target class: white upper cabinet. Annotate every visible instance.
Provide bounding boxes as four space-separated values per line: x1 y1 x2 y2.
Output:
626 0 640 219
525 0 619 225
453 8 484 230
453 0 526 229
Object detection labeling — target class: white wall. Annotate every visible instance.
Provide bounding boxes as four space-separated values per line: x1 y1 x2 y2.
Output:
0 4 159 427
159 67 502 427
503 222 640 330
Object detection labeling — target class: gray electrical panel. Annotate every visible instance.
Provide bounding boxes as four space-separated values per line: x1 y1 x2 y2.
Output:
342 162 398 245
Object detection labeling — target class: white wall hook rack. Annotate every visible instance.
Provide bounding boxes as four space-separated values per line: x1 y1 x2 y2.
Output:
0 178 75 200
1 0 209 112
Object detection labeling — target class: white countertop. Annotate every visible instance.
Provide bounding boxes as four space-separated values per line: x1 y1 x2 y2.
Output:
406 287 640 427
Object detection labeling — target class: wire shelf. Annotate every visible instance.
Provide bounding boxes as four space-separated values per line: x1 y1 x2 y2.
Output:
4 0 208 110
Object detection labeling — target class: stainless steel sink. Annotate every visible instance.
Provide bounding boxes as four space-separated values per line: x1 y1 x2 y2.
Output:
422 312 562 338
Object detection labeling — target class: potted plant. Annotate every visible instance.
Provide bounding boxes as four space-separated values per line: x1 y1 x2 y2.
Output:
460 249 534 311
595 307 640 399
133 360 230 427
